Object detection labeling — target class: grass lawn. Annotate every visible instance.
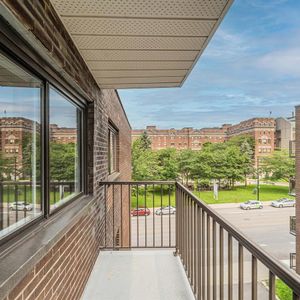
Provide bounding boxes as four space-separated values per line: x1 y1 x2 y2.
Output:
193 184 290 205
276 279 292 300
130 184 290 208
1 185 72 205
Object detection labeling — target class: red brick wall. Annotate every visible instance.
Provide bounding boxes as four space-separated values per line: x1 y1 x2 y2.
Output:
4 205 99 300
1 1 131 299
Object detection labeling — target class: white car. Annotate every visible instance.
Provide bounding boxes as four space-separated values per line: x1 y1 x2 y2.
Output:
155 206 176 215
240 200 263 210
271 198 295 208
9 202 33 211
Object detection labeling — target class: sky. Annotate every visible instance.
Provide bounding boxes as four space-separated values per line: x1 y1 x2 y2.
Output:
119 0 300 129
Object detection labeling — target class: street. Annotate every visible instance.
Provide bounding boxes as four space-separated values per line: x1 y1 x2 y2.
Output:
212 202 295 264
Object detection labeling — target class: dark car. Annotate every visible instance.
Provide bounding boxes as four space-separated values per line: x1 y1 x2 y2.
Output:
131 208 150 216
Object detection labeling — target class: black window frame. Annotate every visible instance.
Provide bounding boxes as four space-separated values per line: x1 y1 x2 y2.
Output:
0 19 88 246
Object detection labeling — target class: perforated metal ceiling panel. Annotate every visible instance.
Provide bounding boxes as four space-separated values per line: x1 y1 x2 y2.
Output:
51 0 233 89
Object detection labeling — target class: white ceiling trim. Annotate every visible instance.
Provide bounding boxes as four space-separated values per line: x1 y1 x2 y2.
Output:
50 0 233 89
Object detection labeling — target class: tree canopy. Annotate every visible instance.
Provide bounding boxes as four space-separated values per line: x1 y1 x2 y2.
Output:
132 135 257 188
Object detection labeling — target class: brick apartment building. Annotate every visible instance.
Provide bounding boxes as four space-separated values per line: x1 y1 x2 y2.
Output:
133 118 276 161
227 117 276 162
0 117 78 177
49 123 77 144
132 124 230 150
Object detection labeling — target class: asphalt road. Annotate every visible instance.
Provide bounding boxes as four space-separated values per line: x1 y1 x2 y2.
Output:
211 202 295 265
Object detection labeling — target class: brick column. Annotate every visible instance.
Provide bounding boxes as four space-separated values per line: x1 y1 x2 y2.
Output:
295 106 300 274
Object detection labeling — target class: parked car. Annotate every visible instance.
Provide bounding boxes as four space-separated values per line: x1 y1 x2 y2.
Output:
155 206 176 215
9 202 33 211
271 198 295 208
131 208 150 216
240 200 263 210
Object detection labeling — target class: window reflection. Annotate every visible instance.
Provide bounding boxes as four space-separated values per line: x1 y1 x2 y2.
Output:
0 53 42 237
49 88 81 210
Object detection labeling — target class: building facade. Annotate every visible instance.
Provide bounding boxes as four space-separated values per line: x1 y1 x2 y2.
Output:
226 118 276 162
276 114 295 151
133 118 276 161
132 124 231 150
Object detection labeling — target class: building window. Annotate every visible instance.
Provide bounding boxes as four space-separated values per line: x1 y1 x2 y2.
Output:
108 124 118 174
49 87 82 210
0 51 86 243
0 52 42 238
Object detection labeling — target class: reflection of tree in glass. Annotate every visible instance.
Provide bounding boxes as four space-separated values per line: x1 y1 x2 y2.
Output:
0 152 14 181
21 131 41 180
50 142 77 182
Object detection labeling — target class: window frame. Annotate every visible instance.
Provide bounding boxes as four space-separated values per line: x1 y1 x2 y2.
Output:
0 23 88 246
108 122 119 175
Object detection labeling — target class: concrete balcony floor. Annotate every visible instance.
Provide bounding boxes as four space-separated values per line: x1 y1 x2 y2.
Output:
82 250 194 300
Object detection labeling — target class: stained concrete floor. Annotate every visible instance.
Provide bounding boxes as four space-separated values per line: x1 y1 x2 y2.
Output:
81 250 195 300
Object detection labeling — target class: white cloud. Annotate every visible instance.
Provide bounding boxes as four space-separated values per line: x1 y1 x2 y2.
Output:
257 47 300 77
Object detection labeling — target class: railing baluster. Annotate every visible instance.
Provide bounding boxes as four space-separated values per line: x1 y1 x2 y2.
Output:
137 184 139 248
293 293 300 300
153 184 155 248
128 184 131 248
112 184 115 249
169 184 171 247
144 184 147 247
197 205 202 300
207 215 211 300
194 201 197 294
252 255 257 300
191 200 194 290
238 243 244 300
161 184 163 247
202 210 206 300
7 185 10 227
269 271 275 300
228 233 233 300
104 184 107 248
220 226 224 300
212 220 217 300
187 195 190 278
120 184 123 248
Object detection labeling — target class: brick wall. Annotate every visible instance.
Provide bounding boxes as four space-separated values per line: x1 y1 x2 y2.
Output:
1 1 131 299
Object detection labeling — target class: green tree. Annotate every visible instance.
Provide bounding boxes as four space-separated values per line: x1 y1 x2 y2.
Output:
178 149 196 184
138 131 152 151
50 142 77 181
156 148 178 181
262 150 295 181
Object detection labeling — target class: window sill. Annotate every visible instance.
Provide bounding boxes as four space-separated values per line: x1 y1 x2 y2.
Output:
107 172 120 182
0 194 95 299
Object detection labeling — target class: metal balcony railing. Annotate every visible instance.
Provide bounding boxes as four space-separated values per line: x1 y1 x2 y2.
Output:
100 181 300 300
290 216 296 236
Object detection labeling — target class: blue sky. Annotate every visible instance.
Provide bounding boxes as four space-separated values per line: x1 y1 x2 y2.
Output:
119 0 300 129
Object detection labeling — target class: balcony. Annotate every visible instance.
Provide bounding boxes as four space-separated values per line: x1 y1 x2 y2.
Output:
290 216 296 236
82 181 300 300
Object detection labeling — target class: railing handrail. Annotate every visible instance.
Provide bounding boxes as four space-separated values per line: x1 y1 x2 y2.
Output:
176 181 300 295
99 181 176 185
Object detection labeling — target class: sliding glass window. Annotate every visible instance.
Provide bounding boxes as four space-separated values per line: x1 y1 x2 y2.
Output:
0 53 42 238
49 88 82 210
